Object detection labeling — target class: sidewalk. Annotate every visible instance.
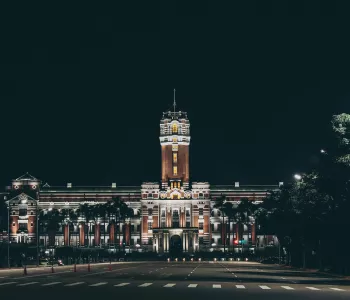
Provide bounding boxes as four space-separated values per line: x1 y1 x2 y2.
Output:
281 264 350 279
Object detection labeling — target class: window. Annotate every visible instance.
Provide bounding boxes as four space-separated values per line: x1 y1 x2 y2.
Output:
148 208 153 216
148 222 152 230
130 239 134 245
186 209 190 216
19 223 27 230
199 222 203 230
173 137 177 143
173 152 177 163
161 210 165 217
211 224 214 231
19 209 27 216
131 224 135 232
137 224 141 232
186 221 190 228
199 208 203 216
161 221 166 228
30 222 34 227
217 210 221 217
173 166 177 175
172 123 178 133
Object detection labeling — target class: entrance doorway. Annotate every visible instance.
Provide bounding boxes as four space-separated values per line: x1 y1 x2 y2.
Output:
170 235 182 256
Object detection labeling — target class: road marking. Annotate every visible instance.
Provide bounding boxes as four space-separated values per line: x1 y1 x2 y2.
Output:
114 283 130 287
12 270 71 280
236 285 245 289
281 277 286 279
0 277 6 279
80 266 137 277
306 287 320 290
42 282 61 286
164 283 176 287
281 286 294 290
0 282 16 286
138 283 152 287
188 284 197 288
65 282 85 286
259 285 271 289
17 282 38 286
330 288 345 291
213 284 221 288
89 282 108 287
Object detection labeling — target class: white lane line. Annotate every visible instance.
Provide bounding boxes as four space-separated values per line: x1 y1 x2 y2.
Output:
114 283 130 287
330 288 345 291
188 284 197 288
306 287 320 290
80 266 137 277
0 282 17 286
42 282 61 286
236 285 245 289
17 282 38 286
259 285 271 289
89 282 108 287
65 282 85 286
164 283 176 287
12 270 72 280
281 286 294 290
0 277 6 279
213 284 221 288
138 283 153 287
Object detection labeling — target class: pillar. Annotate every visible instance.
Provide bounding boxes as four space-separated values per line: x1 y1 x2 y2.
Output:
94 223 100 246
79 223 85 246
109 223 115 244
251 223 256 244
64 224 69 246
125 223 130 245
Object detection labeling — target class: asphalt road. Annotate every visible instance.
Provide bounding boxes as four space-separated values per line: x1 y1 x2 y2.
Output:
0 261 349 299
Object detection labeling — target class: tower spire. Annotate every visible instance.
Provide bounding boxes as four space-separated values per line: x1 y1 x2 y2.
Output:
173 88 176 112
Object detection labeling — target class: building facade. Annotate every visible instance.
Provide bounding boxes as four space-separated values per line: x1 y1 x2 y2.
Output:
3 105 280 254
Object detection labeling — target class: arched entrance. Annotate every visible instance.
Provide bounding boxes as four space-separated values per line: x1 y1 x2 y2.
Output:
170 234 182 256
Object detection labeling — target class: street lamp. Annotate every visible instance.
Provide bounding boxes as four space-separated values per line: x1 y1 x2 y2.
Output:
294 174 302 180
320 149 327 154
7 205 10 268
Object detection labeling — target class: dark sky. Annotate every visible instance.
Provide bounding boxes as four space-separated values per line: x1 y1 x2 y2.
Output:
0 1 350 188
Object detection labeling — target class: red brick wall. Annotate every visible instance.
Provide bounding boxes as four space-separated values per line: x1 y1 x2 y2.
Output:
109 223 115 243
28 216 35 234
152 216 158 228
94 224 100 245
79 223 85 245
10 216 18 234
142 216 148 235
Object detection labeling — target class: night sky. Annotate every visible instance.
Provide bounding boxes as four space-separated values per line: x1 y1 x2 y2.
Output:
0 1 349 188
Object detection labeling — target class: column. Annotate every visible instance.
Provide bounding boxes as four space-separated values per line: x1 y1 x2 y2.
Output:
94 223 100 246
109 223 115 245
251 223 256 244
64 224 69 246
125 222 130 245
79 223 85 246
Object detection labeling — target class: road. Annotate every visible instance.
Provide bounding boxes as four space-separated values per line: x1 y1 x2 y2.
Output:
0 261 349 299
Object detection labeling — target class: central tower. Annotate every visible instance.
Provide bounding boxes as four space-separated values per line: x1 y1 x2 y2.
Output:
159 89 191 190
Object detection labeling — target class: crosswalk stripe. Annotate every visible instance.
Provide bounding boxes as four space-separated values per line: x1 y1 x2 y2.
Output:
236 285 245 289
65 282 85 286
138 283 152 287
330 288 345 291
306 287 320 290
17 282 38 286
114 283 130 287
259 285 271 290
281 286 294 290
164 283 176 287
89 282 108 287
42 282 61 286
213 284 221 288
188 284 197 288
0 282 16 286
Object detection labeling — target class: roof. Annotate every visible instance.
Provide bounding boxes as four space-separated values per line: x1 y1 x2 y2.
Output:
40 185 140 194
210 184 279 193
15 172 40 181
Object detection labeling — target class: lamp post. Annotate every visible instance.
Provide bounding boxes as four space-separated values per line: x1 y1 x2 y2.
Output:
7 205 10 268
36 201 39 267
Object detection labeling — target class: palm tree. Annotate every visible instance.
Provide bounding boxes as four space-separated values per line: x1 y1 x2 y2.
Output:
237 198 257 252
221 202 236 253
79 204 94 247
40 209 63 247
214 195 227 252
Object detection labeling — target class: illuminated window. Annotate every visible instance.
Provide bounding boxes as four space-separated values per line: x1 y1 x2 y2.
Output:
173 153 177 163
173 137 177 143
173 166 177 175
172 123 178 133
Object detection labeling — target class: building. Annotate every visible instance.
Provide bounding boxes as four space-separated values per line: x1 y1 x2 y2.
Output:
3 100 280 254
